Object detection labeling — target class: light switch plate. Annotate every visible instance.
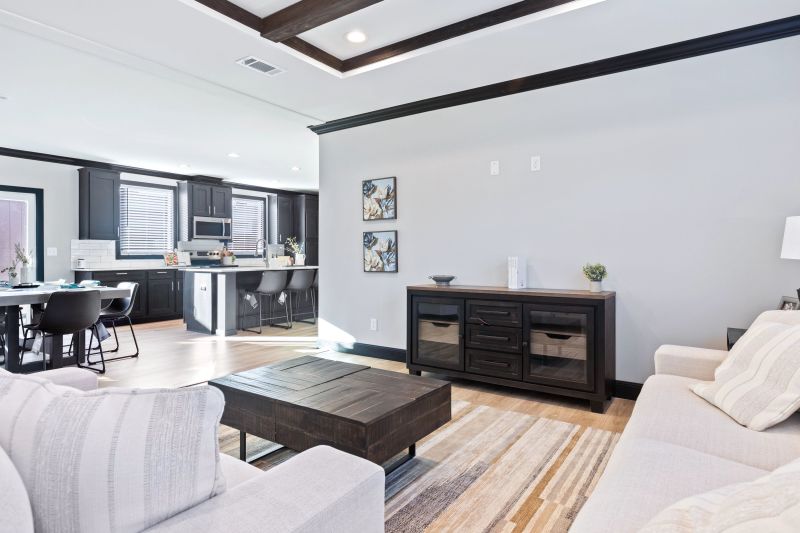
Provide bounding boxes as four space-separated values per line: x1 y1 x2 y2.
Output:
490 160 500 176
46 247 58 256
369 318 378 331
531 156 541 172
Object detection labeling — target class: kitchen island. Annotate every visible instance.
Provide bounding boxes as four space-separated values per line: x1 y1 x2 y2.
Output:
182 265 318 336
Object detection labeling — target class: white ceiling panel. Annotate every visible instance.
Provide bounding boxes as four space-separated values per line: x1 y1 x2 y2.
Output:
230 0 296 18
300 0 520 59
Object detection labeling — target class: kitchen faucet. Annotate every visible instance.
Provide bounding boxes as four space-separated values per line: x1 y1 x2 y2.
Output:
256 239 267 262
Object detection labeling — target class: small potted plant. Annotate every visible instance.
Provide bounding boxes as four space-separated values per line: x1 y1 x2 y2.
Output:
285 236 305 266
582 263 608 293
221 247 236 266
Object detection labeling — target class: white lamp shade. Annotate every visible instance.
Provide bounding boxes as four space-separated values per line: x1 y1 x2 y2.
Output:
780 216 800 260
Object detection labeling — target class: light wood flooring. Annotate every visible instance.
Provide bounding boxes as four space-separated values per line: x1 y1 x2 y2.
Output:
98 320 634 432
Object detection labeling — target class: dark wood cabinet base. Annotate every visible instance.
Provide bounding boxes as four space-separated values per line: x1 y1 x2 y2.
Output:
408 285 616 413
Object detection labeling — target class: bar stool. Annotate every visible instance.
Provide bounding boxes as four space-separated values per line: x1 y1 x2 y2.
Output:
238 275 262 334
19 290 102 372
285 269 316 325
88 282 139 363
254 270 291 330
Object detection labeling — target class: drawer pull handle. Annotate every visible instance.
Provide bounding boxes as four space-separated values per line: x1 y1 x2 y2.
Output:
116 272 128 275
476 334 510 342
156 271 168 274
481 360 510 368
479 310 511 316
544 333 572 340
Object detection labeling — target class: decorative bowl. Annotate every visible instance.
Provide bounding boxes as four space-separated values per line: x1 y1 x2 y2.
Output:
429 275 456 286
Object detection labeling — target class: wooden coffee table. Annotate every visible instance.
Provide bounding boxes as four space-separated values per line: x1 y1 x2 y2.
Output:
209 356 451 471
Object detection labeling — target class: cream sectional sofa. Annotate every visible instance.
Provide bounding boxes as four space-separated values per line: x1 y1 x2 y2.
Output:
0 367 385 533
571 310 800 532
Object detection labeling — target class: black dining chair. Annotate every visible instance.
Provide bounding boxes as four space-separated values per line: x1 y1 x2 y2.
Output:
19 290 103 373
88 282 139 363
285 269 316 325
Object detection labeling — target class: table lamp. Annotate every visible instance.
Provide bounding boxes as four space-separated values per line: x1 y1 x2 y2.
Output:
780 216 800 301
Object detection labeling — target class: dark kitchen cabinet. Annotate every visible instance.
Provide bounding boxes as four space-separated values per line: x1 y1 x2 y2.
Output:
75 269 181 322
407 285 615 413
78 168 120 241
191 184 213 217
147 275 176 318
294 194 319 265
276 194 294 244
186 183 232 220
211 187 232 218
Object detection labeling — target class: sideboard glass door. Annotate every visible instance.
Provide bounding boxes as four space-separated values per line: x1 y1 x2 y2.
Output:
412 297 464 371
523 304 594 391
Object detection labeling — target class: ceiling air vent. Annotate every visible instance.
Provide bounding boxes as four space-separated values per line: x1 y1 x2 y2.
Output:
236 56 284 76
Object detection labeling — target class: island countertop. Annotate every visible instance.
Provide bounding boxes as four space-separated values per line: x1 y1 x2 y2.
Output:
181 265 319 273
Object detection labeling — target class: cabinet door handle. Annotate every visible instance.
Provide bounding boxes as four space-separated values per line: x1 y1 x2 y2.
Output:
213 206 216 215
171 282 174 291
476 334 510 342
208 205 211 215
177 281 181 291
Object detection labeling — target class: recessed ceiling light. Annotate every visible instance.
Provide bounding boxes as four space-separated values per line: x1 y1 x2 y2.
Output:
227 152 240 158
346 30 367 43
291 166 301 172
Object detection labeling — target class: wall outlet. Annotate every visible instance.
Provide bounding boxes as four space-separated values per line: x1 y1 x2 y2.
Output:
46 247 58 256
369 318 378 331
531 156 541 172
490 160 500 176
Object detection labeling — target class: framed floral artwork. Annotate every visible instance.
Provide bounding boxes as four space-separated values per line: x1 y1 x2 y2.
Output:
363 231 398 272
362 177 396 221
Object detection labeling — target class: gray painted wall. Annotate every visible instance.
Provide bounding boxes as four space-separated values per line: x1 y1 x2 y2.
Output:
318 37 800 383
0 157 78 281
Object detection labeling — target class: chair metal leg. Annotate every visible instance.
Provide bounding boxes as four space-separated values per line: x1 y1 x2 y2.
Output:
240 292 261 334
78 327 106 374
91 317 139 363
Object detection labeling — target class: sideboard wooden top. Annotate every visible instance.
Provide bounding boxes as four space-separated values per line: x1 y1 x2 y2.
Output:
407 284 615 300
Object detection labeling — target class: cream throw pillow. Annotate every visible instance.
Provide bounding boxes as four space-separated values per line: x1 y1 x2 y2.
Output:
692 322 800 431
639 457 800 532
0 372 226 533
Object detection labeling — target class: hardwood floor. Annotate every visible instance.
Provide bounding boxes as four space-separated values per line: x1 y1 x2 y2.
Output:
99 319 634 432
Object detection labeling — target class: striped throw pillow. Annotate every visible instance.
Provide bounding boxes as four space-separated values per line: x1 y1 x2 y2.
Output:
0 372 226 533
639 457 800 532
692 322 800 431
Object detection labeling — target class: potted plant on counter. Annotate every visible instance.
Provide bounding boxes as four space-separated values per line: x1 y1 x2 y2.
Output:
582 263 608 293
285 236 305 266
221 247 236 266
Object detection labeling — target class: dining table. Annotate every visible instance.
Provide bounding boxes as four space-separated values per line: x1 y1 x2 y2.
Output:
0 285 132 373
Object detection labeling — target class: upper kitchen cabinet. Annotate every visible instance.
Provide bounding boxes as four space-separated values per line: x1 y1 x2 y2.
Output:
186 182 232 219
276 194 294 244
79 168 120 241
211 186 232 218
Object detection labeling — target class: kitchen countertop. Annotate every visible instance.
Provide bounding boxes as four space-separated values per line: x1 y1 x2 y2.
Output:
182 266 319 273
73 265 318 272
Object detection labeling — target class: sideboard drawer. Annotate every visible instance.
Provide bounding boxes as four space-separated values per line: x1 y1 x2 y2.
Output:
467 300 522 327
466 325 522 353
466 349 522 380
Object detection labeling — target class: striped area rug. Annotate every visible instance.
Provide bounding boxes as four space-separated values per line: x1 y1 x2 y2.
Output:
220 400 619 533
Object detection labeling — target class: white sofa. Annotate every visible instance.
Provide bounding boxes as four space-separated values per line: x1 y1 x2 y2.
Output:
0 368 385 533
571 310 800 532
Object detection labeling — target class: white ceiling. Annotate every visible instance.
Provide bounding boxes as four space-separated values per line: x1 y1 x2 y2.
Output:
0 0 798 190
299 0 520 60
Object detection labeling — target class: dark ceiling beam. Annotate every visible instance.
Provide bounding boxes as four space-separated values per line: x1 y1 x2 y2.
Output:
310 14 800 134
193 0 262 32
261 0 383 42
282 37 344 71
341 0 573 72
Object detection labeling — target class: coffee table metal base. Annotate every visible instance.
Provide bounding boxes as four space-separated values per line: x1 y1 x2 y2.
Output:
239 431 417 473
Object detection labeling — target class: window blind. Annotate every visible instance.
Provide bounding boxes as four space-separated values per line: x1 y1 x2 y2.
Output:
119 183 175 256
231 196 265 255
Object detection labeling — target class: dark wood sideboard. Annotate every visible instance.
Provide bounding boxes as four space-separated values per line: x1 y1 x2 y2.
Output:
406 285 616 413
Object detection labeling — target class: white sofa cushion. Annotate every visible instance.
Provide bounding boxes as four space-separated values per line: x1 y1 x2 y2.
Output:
625 374 800 471
0 444 33 533
692 322 800 431
145 445 386 533
218 453 262 488
569 437 768 533
640 457 800 532
0 372 226 533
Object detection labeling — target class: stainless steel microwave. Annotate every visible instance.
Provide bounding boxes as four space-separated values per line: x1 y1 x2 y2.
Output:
193 216 232 240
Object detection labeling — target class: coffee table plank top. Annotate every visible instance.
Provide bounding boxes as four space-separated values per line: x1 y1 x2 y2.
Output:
210 356 452 464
